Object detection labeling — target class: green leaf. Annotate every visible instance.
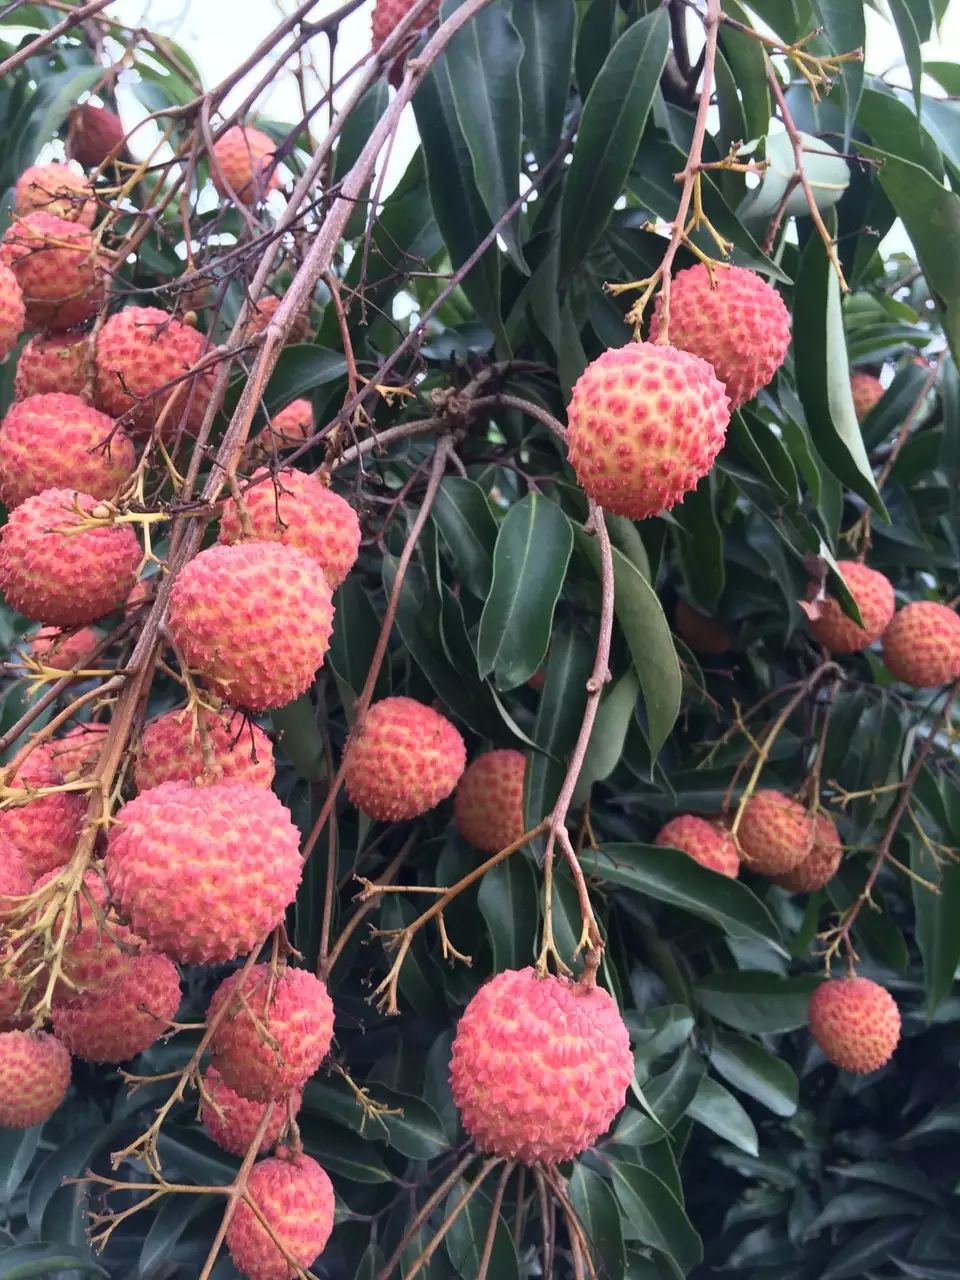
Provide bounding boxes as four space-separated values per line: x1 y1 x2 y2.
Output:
572 668 639 805
263 346 347 412
332 81 389 238
296 1117 393 1183
717 0 770 140
370 1087 450 1161
710 1029 799 1117
0 1125 41 1203
888 0 924 114
524 625 593 829
674 473 724 612
911 830 960 1017
688 1077 759 1156
0 1245 107 1278
575 0 617 100
432 477 498 599
820 1220 917 1280
695 971 820 1034
810 1 865 145
609 1162 703 1274
478 852 539 970
569 1164 626 1280
477 493 573 690
138 1195 208 1278
618 1045 707 1144
327 576 387 707
512 0 575 162
559 9 669 276
444 1180 519 1280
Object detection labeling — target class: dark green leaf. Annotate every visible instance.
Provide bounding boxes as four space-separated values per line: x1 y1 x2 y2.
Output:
710 1030 799 1116
889 0 924 113
432 477 498 599
574 0 617 100
810 1 865 144
478 852 538 970
444 1179 520 1280
609 1162 703 1274
573 668 639 805
911 830 960 1017
0 1245 107 1278
688 1077 759 1156
524 626 592 828
569 1164 626 1280
695 971 820 1033
513 0 575 162
264 346 347 412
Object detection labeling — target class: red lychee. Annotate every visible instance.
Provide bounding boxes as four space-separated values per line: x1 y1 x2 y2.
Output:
43 722 110 777
450 967 633 1164
655 814 740 877
0 211 104 331
33 867 138 1001
167 542 335 711
454 750 526 853
246 295 310 343
566 342 730 519
345 696 466 821
808 561 894 654
219 467 360 588
263 399 312 449
0 960 27 1031
26 626 99 673
225 1151 334 1280
202 1067 302 1157
808 976 900 1073
674 600 732 656
850 371 884 423
0 1031 71 1128
774 811 843 893
0 487 141 626
0 262 25 360
134 707 275 792
0 393 135 509
212 126 281 205
14 333 91 401
105 781 302 964
649 264 791 408
14 163 95 226
372 0 441 50
0 743 85 878
0 836 32 919
736 789 814 876
67 103 126 168
882 601 960 688
52 951 180 1062
208 965 334 1102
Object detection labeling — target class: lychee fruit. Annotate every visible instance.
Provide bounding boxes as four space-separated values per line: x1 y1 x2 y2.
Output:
219 468 360 588
212 126 281 204
850 371 884 423
124 576 156 615
208 965 334 1101
167 542 334 711
454 750 526 853
201 1066 302 1156
882 601 960 688
0 836 32 919
247 295 310 343
0 743 85 878
51 951 180 1062
263 399 312 449
808 561 895 654
655 814 740 877
0 487 141 626
0 262 25 360
736 789 813 875
0 211 104 331
0 959 27 1031
134 707 275 792
14 163 95 226
0 393 135 509
94 306 213 434
808 976 900 1073
450 967 633 1164
674 600 732 656
774 811 843 893
43 722 110 778
33 867 138 1000
26 626 99 673
372 0 441 51
105 781 302 964
649 264 791 408
566 342 730 519
0 1031 71 1128
225 1151 334 1280
345 697 466 821
14 333 91 401
67 103 126 168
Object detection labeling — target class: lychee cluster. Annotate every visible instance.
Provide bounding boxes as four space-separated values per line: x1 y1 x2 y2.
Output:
809 560 895 654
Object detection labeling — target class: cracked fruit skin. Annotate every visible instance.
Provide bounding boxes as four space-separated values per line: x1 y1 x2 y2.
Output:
0 393 135 510
14 333 90 401
0 212 104 331
809 561 895 654
850 371 884 422
105 781 302 964
737 789 814 876
774 811 843 893
655 815 740 877
0 487 141 627
649 264 791 408
212 126 281 204
345 696 466 821
202 1067 302 1156
566 342 730 519
14 163 95 226
454 750 526 853
134 707 275 791
449 967 633 1164
168 542 335 711
882 601 960 688
0 1031 71 1128
0 741 85 878
51 952 181 1062
808 977 900 1074
226 1151 334 1280
208 965 335 1102
0 262 25 360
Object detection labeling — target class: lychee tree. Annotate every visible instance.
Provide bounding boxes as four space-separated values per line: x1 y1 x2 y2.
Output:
0 1 959 1278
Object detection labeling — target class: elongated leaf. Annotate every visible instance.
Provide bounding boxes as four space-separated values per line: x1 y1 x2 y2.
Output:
264 346 347 412
444 1181 520 1280
478 852 538 970
432 477 498 599
711 1029 799 1117
575 0 617 100
911 831 960 1017
609 1162 703 1274
139 1195 208 1278
717 0 770 140
0 1125 41 1203
0 1245 107 1278
810 1 865 145
524 626 593 829
689 1077 759 1156
572 668 639 805
889 0 923 114
695 971 820 1033
569 1165 626 1280
513 0 575 162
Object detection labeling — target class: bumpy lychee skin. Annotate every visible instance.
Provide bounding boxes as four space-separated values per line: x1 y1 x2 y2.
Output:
105 781 302 964
226 1151 334 1280
52 952 180 1062
345 697 466 821
44 722 109 777
94 306 212 434
454 750 526 853
134 707 275 792
68 103 126 168
808 977 900 1074
264 399 312 449
202 1067 302 1157
809 561 895 654
0 963 26 1031
774 812 843 893
0 393 135 509
208 966 335 1102
0 744 85 878
851 371 884 423
0 262 25 360
372 0 441 49
14 163 95 226
566 342 730 519
33 867 138 1000
0 487 141 627
219 468 360 588
450 967 633 1164
212 126 281 205
0 212 103 331
674 600 731 656
737 789 814 876
247 295 310 343
882 601 960 688
0 837 31 919
649 265 791 408
0 1032 71 1128
14 333 90 401
655 815 740 877
168 542 335 711
27 627 99 673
